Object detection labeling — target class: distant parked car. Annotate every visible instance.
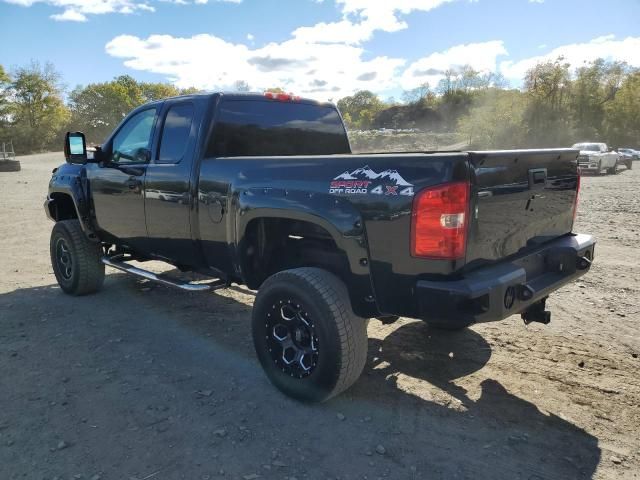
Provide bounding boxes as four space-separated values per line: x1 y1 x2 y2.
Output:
572 142 618 175
618 148 638 169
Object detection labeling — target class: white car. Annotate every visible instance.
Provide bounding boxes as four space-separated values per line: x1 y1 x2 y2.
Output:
572 142 619 175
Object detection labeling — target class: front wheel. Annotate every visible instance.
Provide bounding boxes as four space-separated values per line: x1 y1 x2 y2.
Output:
252 268 368 402
50 219 105 295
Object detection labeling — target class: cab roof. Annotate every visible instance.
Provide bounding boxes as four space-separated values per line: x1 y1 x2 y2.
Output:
151 91 334 108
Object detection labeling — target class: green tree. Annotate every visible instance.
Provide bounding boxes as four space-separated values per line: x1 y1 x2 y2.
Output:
0 65 8 84
435 66 486 129
458 88 527 149
603 71 640 147
0 65 11 140
402 83 431 104
523 58 573 147
140 82 182 102
337 90 384 129
571 59 629 140
68 76 196 144
233 80 251 92
68 78 143 143
7 62 69 153
180 86 201 95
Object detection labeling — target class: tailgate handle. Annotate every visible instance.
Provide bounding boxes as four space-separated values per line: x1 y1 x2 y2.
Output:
528 168 547 190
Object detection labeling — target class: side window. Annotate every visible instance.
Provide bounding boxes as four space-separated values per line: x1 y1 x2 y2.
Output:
112 108 156 164
157 103 194 164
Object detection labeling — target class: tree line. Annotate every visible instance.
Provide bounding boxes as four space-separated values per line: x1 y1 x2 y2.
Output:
1 58 639 155
339 58 639 149
0 62 198 153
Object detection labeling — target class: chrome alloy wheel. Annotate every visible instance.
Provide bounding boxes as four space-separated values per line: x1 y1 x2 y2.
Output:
265 300 319 378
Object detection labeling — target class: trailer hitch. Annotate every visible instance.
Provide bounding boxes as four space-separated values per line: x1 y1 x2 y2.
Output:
576 255 592 271
521 297 551 325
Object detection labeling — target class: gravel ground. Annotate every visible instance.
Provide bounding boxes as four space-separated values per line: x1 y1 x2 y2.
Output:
1 152 638 480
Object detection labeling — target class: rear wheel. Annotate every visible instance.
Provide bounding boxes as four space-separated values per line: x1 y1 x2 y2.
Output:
252 267 368 402
50 220 105 295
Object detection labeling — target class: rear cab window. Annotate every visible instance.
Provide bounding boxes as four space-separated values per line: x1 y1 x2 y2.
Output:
208 99 350 157
157 102 195 164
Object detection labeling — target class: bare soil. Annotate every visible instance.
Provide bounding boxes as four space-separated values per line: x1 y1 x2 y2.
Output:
1 153 638 480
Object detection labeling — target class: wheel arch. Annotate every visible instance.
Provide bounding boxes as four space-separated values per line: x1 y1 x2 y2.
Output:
234 192 378 318
46 165 98 240
46 192 79 221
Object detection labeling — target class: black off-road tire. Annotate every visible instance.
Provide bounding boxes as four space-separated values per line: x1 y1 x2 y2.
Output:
252 268 368 402
0 160 21 172
50 219 105 295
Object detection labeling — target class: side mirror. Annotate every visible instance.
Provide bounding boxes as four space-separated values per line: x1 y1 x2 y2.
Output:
64 132 87 164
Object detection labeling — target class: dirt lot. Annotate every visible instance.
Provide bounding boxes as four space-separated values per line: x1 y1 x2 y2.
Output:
1 152 639 480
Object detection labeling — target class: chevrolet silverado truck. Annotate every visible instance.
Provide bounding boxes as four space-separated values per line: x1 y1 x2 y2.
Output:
572 142 618 175
45 92 595 402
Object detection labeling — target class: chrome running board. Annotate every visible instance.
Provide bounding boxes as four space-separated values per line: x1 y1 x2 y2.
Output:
101 255 227 292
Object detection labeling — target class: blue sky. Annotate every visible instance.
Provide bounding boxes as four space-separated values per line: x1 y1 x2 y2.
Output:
1 0 639 101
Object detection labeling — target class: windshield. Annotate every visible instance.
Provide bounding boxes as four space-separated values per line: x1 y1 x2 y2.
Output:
572 143 601 152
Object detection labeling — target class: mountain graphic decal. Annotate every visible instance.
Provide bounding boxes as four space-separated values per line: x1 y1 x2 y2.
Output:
333 165 413 186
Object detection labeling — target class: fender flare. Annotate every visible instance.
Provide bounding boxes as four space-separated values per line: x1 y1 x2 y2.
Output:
233 188 377 317
235 188 369 273
45 166 98 240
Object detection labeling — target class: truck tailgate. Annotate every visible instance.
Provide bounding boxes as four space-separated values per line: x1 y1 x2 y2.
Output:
465 149 579 265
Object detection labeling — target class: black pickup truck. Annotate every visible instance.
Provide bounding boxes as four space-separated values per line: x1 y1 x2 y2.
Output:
45 92 595 402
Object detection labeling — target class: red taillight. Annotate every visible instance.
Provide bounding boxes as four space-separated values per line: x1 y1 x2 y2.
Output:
572 168 581 227
264 91 301 102
411 182 470 259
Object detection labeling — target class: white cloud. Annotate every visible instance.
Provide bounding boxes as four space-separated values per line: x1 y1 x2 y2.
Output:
51 8 87 21
99 0 639 101
292 0 455 45
500 35 640 80
104 0 463 99
2 0 240 21
401 40 508 89
106 33 405 100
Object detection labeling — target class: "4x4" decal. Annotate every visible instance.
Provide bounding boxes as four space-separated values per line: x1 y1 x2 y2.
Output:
329 165 414 196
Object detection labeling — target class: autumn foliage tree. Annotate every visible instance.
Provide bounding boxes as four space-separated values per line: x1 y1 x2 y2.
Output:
2 62 69 153
67 75 197 144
